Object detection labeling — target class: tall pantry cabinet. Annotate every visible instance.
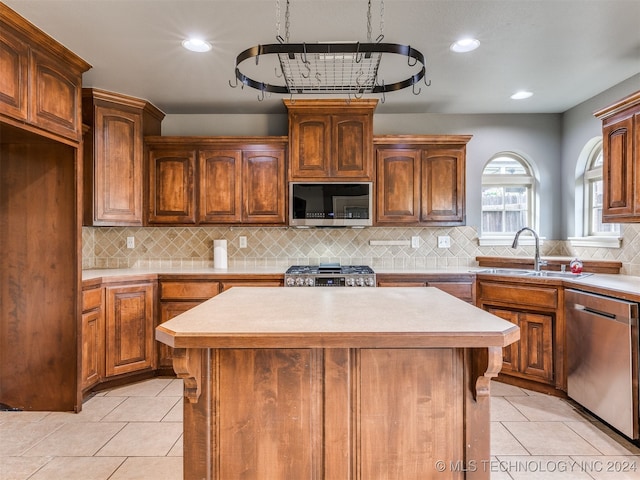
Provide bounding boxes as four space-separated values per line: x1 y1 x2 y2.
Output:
0 4 91 411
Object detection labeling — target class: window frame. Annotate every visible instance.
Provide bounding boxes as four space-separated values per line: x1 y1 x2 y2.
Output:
480 153 536 241
569 138 621 248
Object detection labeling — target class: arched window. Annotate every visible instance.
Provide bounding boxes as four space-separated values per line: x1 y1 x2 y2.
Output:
583 141 620 236
481 153 535 235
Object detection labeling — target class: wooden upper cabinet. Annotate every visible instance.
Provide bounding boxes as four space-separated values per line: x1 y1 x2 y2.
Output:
83 89 164 226
148 148 197 224
0 24 29 122
420 148 465 223
285 99 377 180
243 148 286 223
595 91 640 222
199 149 242 223
375 136 470 226
147 137 287 225
0 3 90 142
289 114 331 176
376 149 421 222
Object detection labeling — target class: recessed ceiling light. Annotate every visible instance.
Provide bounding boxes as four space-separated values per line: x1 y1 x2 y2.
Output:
511 91 534 100
182 38 212 53
450 38 480 53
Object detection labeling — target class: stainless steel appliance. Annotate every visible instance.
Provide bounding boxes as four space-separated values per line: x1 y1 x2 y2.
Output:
285 265 376 287
289 182 373 227
565 289 639 439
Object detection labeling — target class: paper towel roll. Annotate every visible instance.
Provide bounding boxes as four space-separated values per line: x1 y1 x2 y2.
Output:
213 239 228 269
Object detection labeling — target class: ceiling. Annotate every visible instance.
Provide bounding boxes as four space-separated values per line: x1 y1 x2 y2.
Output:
5 0 640 115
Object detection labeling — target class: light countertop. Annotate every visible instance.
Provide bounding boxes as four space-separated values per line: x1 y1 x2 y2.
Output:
155 287 521 349
82 266 640 301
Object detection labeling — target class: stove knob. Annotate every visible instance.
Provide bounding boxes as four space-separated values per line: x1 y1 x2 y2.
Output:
286 277 295 287
365 277 375 287
346 277 355 287
295 277 304 287
305 277 315 287
356 277 364 287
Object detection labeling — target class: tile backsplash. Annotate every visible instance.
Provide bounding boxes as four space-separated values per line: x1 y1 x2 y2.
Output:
82 224 639 276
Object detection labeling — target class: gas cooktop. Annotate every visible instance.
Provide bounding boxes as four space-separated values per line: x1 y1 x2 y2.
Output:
285 265 375 275
285 264 376 287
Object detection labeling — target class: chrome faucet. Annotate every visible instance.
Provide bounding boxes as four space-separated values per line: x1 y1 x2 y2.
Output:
511 227 548 272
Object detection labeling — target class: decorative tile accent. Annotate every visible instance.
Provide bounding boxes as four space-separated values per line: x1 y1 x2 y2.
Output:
82 224 640 275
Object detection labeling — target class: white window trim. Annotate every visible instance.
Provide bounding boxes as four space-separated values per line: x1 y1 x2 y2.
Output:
568 236 621 249
480 152 537 245
573 137 620 243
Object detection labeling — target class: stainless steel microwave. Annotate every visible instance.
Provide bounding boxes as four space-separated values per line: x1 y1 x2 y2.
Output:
289 182 373 227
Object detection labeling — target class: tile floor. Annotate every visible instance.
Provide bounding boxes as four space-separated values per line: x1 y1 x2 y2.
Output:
1 377 639 479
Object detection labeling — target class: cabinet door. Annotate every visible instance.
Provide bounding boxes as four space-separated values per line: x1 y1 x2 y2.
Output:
486 307 520 376
0 26 28 122
243 149 286 224
376 149 421 223
602 115 635 219
105 283 155 377
148 149 196 224
30 49 82 140
92 105 143 225
420 148 465 224
333 114 373 178
199 149 242 223
519 312 554 383
158 301 201 369
289 114 332 178
81 308 104 390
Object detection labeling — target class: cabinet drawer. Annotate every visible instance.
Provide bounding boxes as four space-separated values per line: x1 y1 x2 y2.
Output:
160 281 220 300
478 281 557 309
427 282 473 302
82 288 103 312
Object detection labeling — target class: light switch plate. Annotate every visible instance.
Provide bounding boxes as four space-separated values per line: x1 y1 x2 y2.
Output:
411 236 420 248
437 236 451 248
239 236 247 248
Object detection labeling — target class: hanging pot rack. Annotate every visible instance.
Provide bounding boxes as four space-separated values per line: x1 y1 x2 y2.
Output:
230 0 429 101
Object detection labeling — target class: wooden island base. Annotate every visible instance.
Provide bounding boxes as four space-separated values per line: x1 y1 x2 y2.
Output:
157 288 519 480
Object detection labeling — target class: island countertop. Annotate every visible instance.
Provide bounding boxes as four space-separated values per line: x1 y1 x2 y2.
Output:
156 286 520 349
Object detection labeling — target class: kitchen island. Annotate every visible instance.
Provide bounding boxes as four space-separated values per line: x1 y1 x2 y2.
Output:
156 287 519 480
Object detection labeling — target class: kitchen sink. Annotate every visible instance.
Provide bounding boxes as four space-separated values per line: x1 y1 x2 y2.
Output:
475 268 592 279
475 268 533 275
524 271 593 279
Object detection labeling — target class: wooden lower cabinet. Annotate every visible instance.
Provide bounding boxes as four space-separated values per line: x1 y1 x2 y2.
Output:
477 280 560 388
81 286 104 391
158 302 202 369
157 280 221 369
105 282 155 377
376 273 476 303
485 307 553 382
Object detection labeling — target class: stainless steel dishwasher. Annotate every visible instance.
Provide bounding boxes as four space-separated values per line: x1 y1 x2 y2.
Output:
565 289 639 439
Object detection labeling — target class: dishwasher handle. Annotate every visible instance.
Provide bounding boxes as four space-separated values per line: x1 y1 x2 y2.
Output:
574 303 622 322
566 289 637 326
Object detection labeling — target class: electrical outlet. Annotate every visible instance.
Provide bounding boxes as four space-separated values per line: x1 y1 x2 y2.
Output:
126 236 135 249
411 236 420 248
437 235 450 248
239 236 247 248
